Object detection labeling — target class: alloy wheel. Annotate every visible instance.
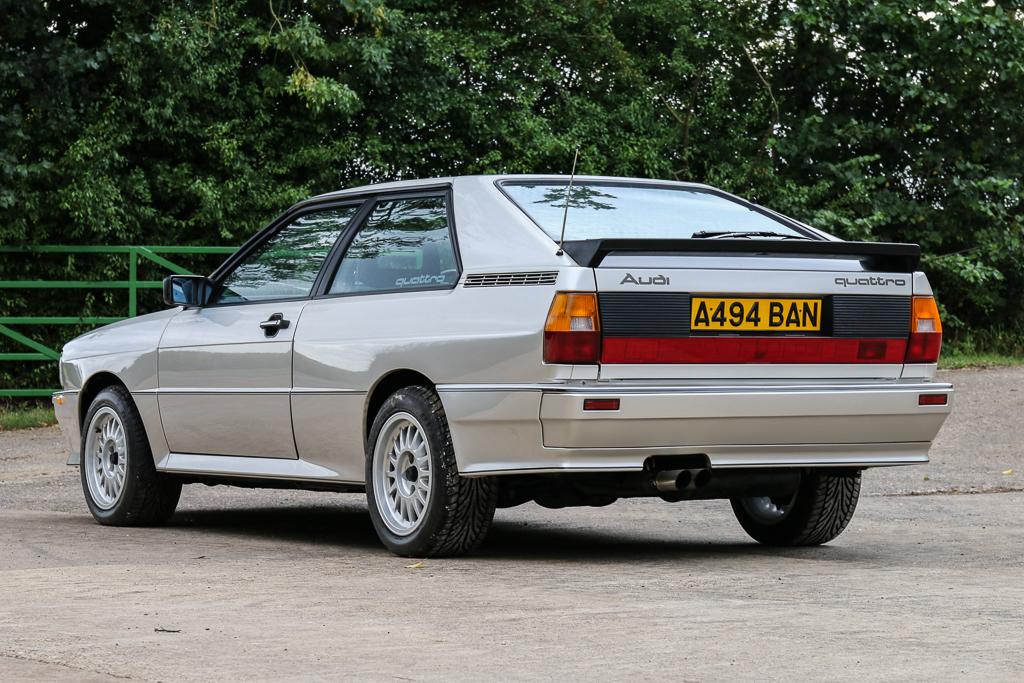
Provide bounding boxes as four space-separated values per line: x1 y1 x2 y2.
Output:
83 407 128 510
372 412 433 536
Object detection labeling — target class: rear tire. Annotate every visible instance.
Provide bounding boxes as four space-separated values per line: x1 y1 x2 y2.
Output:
80 385 181 526
730 470 861 546
366 385 497 557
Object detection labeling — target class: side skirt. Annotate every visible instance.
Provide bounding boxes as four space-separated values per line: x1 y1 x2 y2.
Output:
155 452 363 489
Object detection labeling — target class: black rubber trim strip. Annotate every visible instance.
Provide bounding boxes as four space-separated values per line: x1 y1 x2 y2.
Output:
561 238 921 271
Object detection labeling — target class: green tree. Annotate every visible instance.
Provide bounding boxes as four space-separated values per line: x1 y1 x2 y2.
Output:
2 0 1023 392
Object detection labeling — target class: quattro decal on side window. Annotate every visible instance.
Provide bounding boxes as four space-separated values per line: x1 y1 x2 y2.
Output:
329 196 459 295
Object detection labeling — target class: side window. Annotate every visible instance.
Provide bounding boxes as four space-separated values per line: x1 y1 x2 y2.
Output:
213 206 359 305
328 196 458 295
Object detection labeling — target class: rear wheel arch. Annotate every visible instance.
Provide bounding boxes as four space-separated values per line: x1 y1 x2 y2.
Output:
79 372 130 429
364 383 497 556
364 369 435 443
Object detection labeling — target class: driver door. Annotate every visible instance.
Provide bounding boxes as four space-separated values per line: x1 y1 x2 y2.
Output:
157 204 361 458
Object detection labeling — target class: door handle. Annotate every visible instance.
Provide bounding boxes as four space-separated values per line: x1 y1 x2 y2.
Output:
259 313 291 337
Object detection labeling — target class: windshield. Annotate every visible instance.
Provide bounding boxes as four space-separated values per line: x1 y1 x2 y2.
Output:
500 182 808 241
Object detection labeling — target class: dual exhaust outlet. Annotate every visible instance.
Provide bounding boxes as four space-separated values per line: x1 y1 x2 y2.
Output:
650 465 802 501
653 467 712 494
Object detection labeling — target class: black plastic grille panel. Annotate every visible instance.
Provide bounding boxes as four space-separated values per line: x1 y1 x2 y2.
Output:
600 292 691 337
831 295 911 338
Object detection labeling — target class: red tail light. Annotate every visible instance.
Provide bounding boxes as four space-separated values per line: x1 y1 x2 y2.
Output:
544 292 601 364
601 337 907 364
905 297 943 363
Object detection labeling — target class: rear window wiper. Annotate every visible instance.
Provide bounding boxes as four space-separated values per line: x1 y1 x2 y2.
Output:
690 230 814 240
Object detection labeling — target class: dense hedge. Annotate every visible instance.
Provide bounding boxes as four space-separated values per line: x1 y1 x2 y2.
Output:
2 1 1023 390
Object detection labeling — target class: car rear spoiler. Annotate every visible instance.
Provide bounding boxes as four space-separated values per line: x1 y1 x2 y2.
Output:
560 238 921 272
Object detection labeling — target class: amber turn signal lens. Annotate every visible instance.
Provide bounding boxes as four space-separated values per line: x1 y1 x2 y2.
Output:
544 292 601 364
911 296 942 333
544 292 601 333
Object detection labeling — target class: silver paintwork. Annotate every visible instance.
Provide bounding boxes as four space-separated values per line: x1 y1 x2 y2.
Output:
595 265 912 296
913 271 934 296
158 302 307 458
437 381 950 474
154 452 359 483
53 175 954 486
83 407 127 509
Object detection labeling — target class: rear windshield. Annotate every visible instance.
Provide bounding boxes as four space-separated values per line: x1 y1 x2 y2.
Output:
500 182 807 241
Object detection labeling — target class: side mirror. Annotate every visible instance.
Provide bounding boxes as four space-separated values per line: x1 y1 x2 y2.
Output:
162 275 211 308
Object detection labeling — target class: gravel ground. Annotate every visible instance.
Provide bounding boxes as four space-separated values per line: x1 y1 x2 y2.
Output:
0 368 1021 681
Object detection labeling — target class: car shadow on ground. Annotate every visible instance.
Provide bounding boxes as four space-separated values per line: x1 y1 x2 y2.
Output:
168 502 382 550
481 520 854 563
160 502 867 564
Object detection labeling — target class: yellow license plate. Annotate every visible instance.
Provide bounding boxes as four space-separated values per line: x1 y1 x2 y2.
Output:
690 297 822 332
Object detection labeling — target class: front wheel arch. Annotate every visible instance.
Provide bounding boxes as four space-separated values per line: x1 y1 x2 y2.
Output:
78 371 129 431
80 384 181 526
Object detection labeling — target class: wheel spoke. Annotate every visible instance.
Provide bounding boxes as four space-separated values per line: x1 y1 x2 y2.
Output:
84 409 131 508
373 414 436 535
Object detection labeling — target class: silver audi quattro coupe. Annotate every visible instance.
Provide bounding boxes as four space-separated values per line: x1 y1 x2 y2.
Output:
52 175 953 556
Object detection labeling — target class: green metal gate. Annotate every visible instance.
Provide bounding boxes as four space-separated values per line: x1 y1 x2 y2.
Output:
0 245 235 398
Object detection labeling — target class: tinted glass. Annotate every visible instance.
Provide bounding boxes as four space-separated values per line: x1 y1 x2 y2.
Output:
329 196 458 294
214 206 358 304
502 183 804 240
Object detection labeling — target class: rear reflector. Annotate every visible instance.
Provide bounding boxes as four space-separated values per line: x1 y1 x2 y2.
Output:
905 296 943 363
601 337 908 364
918 393 948 406
544 292 601 364
583 398 620 411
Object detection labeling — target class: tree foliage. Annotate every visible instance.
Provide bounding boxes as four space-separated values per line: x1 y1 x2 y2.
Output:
2 0 1023 352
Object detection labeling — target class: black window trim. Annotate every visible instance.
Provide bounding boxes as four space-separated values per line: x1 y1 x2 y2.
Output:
493 178 824 243
204 198 371 309
312 186 463 301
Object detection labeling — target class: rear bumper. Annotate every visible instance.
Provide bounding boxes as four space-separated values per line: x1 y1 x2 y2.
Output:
438 381 952 475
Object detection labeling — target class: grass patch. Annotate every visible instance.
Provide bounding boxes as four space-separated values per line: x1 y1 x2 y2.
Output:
0 403 57 431
939 352 1024 370
941 327 1024 369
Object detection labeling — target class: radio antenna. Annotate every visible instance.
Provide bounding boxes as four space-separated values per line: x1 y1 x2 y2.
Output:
555 148 579 255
